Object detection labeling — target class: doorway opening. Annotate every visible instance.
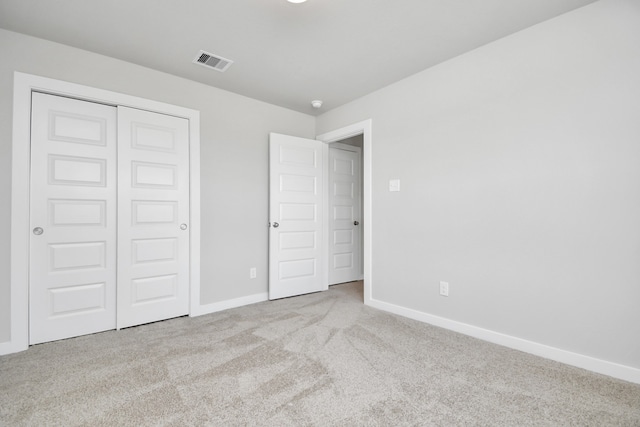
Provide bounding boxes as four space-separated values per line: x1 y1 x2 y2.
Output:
326 134 363 287
267 120 372 303
317 119 372 304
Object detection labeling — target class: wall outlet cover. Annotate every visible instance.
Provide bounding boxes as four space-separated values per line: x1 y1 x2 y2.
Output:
440 281 449 297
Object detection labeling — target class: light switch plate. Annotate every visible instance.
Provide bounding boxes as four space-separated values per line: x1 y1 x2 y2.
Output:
389 179 400 192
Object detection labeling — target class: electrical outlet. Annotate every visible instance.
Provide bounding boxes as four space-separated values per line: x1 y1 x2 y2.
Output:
439 281 449 297
249 267 257 279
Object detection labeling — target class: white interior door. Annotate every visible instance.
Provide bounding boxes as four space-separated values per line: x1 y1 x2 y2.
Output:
116 107 190 329
328 143 362 285
29 92 117 344
269 133 326 299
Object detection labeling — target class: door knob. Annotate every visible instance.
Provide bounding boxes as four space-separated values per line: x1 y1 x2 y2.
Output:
354 221 359 226
180 223 188 230
272 222 279 228
33 227 44 235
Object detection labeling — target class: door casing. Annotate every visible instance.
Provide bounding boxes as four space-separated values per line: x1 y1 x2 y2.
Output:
6 72 201 354
267 123 372 301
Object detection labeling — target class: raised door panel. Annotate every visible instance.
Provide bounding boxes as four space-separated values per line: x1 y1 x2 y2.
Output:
132 238 178 265
132 161 178 189
132 201 179 226
48 110 108 146
49 241 106 271
48 155 107 187
49 199 107 227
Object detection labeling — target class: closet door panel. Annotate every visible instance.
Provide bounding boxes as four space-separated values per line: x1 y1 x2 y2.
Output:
29 93 117 344
117 107 190 329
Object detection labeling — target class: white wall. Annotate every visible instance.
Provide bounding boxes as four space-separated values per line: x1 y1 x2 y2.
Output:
0 29 315 344
317 0 640 371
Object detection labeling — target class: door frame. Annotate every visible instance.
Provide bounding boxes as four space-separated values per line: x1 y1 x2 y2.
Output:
317 120 372 304
6 72 201 354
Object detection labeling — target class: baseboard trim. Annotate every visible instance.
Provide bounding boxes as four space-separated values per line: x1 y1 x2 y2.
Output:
191 292 269 317
0 338 27 356
367 298 640 385
0 341 15 356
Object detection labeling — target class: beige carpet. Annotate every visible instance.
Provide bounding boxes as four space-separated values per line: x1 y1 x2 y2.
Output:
1 281 639 426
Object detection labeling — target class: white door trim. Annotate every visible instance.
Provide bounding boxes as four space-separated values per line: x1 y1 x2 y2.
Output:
5 72 201 355
316 120 372 304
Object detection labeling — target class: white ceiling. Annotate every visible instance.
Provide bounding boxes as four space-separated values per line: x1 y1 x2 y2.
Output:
0 0 597 115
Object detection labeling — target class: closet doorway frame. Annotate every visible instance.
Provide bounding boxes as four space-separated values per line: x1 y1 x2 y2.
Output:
7 72 201 354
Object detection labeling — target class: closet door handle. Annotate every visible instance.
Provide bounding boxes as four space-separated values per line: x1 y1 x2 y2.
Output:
33 227 44 235
272 222 280 228
354 221 359 226
180 223 188 230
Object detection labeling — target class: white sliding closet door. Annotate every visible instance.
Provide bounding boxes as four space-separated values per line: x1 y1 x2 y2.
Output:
29 92 117 344
116 107 190 329
29 93 191 344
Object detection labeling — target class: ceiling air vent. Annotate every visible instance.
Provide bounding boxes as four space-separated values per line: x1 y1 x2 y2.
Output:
193 50 233 72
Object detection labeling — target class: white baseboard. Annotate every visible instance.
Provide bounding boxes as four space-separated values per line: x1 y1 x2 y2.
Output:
0 341 14 356
367 298 640 385
191 292 269 317
0 338 27 356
